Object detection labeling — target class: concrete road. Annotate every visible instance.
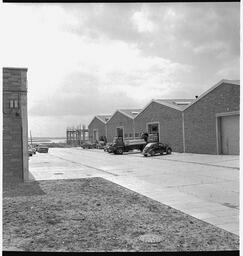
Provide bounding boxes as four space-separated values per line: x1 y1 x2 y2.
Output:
29 147 239 235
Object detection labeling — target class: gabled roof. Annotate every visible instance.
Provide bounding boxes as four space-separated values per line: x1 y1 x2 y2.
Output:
183 79 240 111
135 98 194 119
107 109 142 124
88 114 111 128
96 114 112 123
154 99 195 111
118 109 142 118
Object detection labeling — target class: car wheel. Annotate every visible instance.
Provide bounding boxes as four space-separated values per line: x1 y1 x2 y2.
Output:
117 148 123 155
150 150 155 156
166 148 172 154
144 154 148 157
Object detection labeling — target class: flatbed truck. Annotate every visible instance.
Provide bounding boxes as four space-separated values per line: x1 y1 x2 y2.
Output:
108 137 146 154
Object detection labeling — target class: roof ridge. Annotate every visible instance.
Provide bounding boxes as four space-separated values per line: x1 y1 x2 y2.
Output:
96 114 112 117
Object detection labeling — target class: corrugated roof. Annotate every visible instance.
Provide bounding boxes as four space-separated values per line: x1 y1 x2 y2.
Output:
96 114 112 123
118 109 142 118
154 99 195 111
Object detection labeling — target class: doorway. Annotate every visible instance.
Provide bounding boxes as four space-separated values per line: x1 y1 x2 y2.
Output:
117 127 124 138
147 122 160 142
93 129 98 142
218 114 239 155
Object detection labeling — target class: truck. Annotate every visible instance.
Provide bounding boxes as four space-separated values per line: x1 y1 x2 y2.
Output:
108 133 159 155
108 137 146 154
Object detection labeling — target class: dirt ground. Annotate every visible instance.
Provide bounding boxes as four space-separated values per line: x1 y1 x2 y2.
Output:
3 177 239 252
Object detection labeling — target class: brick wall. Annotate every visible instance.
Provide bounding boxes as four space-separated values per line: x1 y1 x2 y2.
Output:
88 117 106 143
106 111 134 143
135 102 184 152
3 68 28 183
184 83 240 154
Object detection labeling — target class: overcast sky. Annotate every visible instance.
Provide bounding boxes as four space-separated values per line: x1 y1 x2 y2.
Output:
2 3 240 137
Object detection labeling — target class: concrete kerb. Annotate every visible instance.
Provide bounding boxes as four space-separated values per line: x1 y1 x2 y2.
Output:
127 152 239 170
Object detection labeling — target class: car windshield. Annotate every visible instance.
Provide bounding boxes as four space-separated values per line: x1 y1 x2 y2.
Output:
144 143 155 149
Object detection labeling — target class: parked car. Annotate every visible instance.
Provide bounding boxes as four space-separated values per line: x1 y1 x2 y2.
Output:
81 141 95 149
37 145 49 153
142 142 172 157
104 143 112 153
28 145 33 156
96 141 105 149
29 145 37 154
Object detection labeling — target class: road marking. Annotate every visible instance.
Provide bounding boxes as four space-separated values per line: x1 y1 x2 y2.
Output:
48 153 119 177
126 154 239 170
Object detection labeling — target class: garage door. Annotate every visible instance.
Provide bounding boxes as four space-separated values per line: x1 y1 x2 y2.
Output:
221 114 239 155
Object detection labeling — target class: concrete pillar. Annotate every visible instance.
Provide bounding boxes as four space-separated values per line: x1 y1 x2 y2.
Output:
3 67 28 182
20 70 29 181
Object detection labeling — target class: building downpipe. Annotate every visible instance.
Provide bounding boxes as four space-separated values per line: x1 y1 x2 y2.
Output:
182 111 186 153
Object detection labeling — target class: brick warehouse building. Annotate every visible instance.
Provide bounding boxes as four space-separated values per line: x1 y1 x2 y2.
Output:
106 109 141 142
3 68 29 182
183 79 240 155
88 114 111 143
134 99 194 152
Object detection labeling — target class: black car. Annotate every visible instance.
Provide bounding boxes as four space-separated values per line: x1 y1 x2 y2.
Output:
37 146 49 153
104 143 113 153
142 142 172 157
81 141 96 149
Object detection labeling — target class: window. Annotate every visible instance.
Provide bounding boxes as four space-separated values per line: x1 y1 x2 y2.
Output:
174 101 191 105
131 111 139 115
129 133 132 137
9 99 19 109
14 100 18 108
124 133 128 138
117 127 124 137
148 123 159 134
9 100 14 109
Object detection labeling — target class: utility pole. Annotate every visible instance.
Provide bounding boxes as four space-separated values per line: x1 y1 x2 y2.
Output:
30 130 33 146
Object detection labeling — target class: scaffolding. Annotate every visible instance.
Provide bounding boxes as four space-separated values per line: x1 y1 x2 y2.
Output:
66 124 89 146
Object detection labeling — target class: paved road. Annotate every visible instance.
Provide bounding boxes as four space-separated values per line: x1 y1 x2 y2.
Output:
29 147 239 235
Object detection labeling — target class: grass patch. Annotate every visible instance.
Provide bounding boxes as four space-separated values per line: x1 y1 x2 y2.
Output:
3 177 239 252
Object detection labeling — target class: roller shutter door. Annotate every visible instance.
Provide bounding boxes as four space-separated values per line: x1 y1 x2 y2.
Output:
221 114 239 155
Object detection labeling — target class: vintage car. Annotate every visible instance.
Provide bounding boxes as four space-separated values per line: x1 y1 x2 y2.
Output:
142 142 172 157
81 141 95 149
28 145 33 156
28 145 37 156
31 146 37 154
37 145 49 153
104 143 113 153
95 141 106 149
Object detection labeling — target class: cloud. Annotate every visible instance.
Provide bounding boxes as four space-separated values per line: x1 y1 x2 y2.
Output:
193 41 229 55
62 3 143 42
131 8 156 33
29 88 141 118
2 3 239 137
215 57 240 79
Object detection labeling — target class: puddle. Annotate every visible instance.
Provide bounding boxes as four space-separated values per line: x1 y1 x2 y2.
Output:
54 173 64 175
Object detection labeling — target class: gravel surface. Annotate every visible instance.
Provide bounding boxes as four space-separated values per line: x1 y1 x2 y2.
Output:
3 177 239 252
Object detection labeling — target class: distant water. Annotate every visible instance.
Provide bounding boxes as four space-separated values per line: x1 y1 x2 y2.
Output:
28 137 66 144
